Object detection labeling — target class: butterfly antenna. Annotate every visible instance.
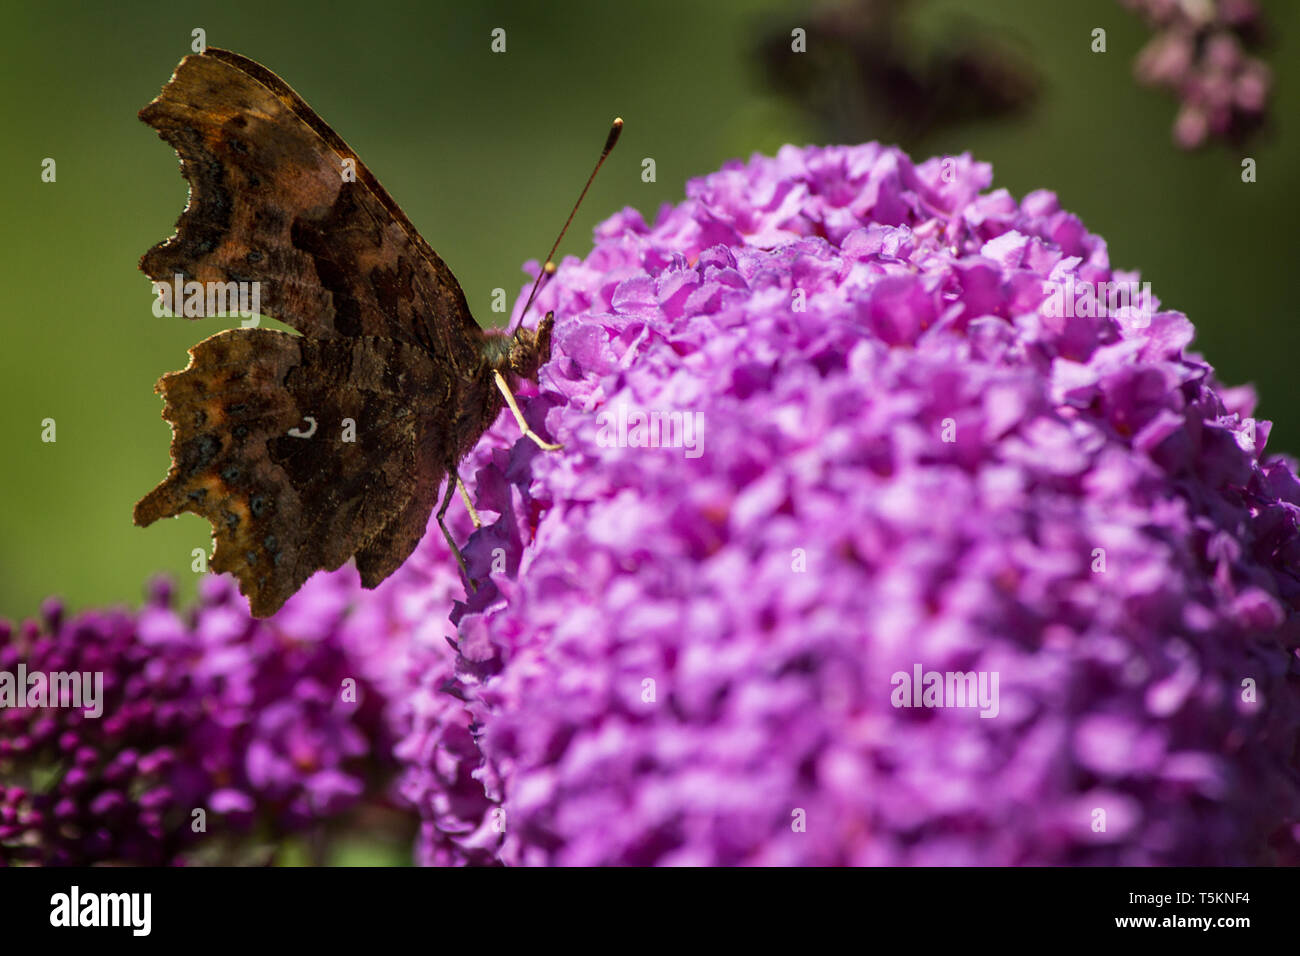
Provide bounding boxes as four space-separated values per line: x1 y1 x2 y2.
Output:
510 117 623 334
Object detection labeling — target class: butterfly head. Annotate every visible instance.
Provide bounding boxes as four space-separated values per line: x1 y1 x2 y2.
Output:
499 311 554 382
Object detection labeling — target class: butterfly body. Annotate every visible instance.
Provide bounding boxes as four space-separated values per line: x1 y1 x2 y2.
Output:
134 48 553 617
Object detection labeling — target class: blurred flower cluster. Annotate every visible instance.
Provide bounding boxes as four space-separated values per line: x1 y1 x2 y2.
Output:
1122 0 1271 148
755 0 1040 148
0 575 387 865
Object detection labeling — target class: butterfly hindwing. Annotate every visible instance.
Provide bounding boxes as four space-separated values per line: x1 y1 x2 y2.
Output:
134 328 447 617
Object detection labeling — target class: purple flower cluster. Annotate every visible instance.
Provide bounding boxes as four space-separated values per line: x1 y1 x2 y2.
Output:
0 575 386 865
9 141 1297 867
1123 0 1271 148
380 142 1300 865
334 514 499 865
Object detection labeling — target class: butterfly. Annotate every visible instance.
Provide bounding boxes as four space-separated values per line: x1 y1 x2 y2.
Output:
133 47 619 617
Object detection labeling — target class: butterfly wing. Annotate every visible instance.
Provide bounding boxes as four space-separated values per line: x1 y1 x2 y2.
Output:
138 46 481 364
134 329 448 617
136 48 479 615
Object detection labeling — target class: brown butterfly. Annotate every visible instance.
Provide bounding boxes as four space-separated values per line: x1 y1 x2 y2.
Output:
133 47 620 616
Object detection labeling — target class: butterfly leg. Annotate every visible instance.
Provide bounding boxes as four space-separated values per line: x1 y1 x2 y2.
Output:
494 370 562 451
437 473 477 591
456 473 482 529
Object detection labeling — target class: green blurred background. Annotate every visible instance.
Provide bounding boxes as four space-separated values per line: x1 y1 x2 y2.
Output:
2 0 1297 619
